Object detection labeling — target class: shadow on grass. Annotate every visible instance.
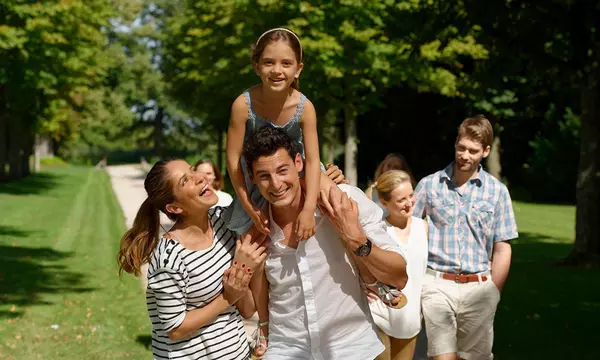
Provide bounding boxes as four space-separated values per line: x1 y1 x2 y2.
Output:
136 334 152 350
0 225 33 238
0 244 94 318
494 232 600 359
0 172 61 195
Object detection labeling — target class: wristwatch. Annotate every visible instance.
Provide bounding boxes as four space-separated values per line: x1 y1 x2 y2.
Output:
354 238 372 257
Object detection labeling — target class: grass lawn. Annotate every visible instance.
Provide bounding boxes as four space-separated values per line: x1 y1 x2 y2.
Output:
0 167 151 360
495 202 600 359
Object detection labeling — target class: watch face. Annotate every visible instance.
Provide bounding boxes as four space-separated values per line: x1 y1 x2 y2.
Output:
356 240 372 256
359 246 369 256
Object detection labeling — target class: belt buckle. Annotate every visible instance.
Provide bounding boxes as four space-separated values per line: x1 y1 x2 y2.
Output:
454 273 465 283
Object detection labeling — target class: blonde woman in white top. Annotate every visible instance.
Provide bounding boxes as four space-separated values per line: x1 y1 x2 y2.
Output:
368 170 428 360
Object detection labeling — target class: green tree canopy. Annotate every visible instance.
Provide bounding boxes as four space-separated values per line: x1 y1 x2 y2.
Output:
0 0 120 178
161 0 489 184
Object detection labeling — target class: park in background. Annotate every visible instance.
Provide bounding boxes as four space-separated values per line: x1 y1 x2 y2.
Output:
1 1 599 358
2 0 597 265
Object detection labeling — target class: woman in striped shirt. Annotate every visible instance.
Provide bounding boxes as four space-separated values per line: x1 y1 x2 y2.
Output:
118 159 268 360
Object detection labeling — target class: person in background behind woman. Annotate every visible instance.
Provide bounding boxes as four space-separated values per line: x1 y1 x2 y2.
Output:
365 153 416 214
368 170 428 360
194 159 234 208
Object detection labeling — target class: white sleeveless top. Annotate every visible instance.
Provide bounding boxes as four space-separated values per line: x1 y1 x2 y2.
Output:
369 216 428 339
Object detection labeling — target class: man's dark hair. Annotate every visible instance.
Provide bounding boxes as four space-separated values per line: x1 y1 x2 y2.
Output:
243 126 299 173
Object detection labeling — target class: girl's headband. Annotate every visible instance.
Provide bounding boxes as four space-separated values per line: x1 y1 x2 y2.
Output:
256 28 303 59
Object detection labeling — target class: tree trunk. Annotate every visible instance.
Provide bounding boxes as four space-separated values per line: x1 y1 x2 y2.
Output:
344 104 358 186
0 102 7 181
217 128 224 173
321 107 338 165
21 132 33 177
486 136 502 180
327 125 336 165
154 107 164 159
565 76 600 267
7 119 24 180
317 109 326 160
34 134 41 173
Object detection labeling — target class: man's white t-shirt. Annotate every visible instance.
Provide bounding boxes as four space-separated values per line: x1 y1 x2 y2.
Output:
263 185 407 360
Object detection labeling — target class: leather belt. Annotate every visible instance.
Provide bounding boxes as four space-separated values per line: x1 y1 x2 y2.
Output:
442 273 487 283
427 269 489 283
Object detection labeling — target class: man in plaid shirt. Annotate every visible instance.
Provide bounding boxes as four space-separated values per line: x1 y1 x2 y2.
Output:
413 116 518 360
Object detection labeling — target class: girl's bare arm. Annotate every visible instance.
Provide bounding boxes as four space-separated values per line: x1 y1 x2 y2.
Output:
299 99 321 212
226 95 255 214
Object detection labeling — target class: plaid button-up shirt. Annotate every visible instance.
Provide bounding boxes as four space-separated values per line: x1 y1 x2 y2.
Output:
413 163 518 274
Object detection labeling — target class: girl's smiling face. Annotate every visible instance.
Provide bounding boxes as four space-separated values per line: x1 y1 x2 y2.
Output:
254 40 303 92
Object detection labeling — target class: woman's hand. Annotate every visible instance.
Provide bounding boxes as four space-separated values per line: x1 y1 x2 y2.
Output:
232 227 269 272
365 287 379 304
223 263 253 305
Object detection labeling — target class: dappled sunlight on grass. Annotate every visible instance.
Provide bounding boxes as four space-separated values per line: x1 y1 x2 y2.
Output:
493 201 599 359
513 201 575 242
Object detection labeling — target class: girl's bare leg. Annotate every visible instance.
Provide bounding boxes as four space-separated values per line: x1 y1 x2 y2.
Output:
250 263 269 357
389 335 418 360
375 328 392 360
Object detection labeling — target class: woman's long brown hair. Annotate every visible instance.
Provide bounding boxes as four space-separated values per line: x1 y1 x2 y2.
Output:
117 160 178 276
